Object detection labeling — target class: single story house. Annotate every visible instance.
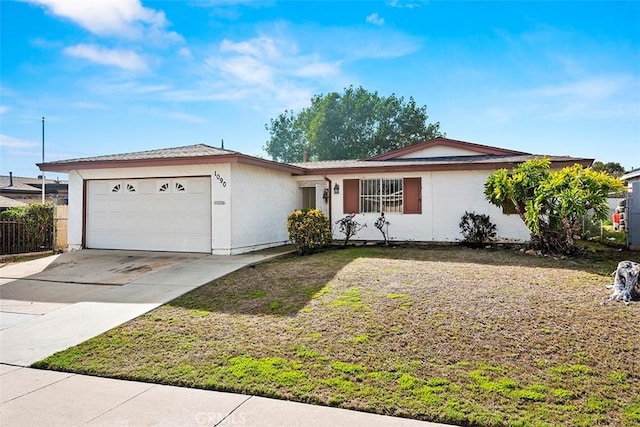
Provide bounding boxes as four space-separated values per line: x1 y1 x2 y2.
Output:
38 137 592 255
0 173 69 207
0 195 28 211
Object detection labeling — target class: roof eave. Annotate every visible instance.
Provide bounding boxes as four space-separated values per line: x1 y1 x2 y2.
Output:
366 137 531 160
38 153 307 175
299 157 593 175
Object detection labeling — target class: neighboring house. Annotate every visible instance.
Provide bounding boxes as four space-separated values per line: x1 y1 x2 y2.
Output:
38 137 592 255
0 173 69 207
620 168 640 188
0 195 28 212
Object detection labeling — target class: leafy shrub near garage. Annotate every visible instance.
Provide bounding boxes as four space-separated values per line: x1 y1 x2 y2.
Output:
459 211 497 248
287 209 332 255
0 203 54 254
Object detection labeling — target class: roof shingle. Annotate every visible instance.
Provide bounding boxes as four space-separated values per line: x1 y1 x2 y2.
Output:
44 144 235 164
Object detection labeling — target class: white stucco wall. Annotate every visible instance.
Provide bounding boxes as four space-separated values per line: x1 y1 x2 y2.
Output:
399 146 481 159
227 163 299 255
301 169 530 244
66 170 84 251
429 170 529 242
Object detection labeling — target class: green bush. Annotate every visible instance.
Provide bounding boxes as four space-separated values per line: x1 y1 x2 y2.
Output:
459 211 497 248
1 203 54 253
287 209 332 255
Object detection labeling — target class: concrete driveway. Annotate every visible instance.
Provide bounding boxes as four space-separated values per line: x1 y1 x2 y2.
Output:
0 248 292 366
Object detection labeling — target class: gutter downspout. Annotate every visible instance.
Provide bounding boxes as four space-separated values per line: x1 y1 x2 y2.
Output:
324 176 332 226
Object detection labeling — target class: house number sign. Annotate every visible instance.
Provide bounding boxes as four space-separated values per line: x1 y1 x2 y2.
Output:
214 171 227 187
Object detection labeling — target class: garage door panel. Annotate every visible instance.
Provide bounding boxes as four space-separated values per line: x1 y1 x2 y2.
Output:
87 177 211 253
137 180 156 194
182 215 210 233
189 179 209 193
188 196 211 210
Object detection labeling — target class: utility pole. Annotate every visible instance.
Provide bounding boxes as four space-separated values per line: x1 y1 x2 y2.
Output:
41 116 45 203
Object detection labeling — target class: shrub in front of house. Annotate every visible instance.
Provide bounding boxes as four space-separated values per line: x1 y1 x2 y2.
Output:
459 211 497 248
287 209 332 255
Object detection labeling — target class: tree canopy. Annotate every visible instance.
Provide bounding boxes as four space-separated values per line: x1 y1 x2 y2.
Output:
591 161 626 178
264 86 443 162
484 159 624 254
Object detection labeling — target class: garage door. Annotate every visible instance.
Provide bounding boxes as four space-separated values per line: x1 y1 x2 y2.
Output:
86 177 211 253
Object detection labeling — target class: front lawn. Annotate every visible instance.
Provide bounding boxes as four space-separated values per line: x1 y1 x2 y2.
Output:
35 246 640 426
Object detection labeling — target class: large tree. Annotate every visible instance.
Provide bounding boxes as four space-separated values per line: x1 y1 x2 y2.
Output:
591 161 626 178
264 86 443 162
484 159 624 254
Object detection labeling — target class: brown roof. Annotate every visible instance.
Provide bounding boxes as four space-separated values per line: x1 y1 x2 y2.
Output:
39 144 306 175
291 154 592 174
0 175 67 193
37 139 593 176
0 195 28 208
42 144 235 164
366 137 530 160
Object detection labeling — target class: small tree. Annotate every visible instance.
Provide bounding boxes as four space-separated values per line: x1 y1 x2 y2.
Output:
374 212 390 245
335 213 366 246
485 159 624 254
459 211 497 248
287 209 332 255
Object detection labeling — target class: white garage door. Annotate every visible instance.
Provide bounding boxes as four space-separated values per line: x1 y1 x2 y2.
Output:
86 177 211 253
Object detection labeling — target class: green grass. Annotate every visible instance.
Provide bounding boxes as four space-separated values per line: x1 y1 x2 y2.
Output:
33 244 640 426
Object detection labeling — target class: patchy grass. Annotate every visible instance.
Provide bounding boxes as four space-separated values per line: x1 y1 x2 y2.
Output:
34 245 640 426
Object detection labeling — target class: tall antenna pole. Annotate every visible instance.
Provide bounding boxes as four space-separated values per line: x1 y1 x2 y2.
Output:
41 116 45 203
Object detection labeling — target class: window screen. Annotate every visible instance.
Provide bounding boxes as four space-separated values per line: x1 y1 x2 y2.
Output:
360 178 403 213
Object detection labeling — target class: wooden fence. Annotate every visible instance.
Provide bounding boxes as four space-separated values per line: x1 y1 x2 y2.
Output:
55 205 68 251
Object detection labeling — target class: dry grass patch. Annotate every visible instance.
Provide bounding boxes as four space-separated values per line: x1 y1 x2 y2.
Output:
35 245 640 426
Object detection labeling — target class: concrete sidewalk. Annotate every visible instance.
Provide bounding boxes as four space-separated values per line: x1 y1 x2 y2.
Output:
0 364 448 426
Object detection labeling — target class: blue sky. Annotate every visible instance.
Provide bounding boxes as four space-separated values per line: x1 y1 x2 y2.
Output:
1 0 639 179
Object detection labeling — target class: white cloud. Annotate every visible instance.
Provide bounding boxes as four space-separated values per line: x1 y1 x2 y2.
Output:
64 44 148 71
165 24 417 112
388 0 426 9
178 47 192 59
188 34 342 110
213 55 274 85
166 112 207 124
0 106 9 114
326 27 421 60
366 13 384 26
293 61 340 78
80 78 171 97
24 0 182 42
70 101 108 110
221 36 280 59
525 76 627 101
507 75 640 121
0 134 37 148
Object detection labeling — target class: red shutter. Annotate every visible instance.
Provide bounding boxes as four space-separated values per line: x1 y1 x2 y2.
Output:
343 179 360 214
403 177 421 214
